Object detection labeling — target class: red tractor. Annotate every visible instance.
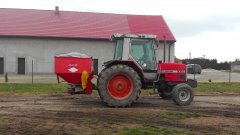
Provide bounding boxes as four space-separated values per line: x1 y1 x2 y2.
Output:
55 34 197 107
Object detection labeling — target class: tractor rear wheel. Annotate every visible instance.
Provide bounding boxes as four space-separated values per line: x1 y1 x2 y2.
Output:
98 64 141 107
97 68 107 101
172 83 194 106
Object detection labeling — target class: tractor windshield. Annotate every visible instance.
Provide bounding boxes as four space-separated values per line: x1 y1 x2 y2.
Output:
130 39 156 70
113 39 123 60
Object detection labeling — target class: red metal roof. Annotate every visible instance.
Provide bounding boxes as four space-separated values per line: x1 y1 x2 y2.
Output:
0 8 175 41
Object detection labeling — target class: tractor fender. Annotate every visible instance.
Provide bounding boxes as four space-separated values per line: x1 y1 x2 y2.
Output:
103 60 144 83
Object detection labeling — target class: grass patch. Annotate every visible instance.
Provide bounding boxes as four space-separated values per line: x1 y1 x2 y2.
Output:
195 82 240 94
116 126 193 135
0 83 68 96
142 83 240 95
233 70 240 74
0 82 239 96
164 112 200 121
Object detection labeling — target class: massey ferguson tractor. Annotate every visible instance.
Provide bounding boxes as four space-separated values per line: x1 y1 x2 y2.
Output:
55 34 197 107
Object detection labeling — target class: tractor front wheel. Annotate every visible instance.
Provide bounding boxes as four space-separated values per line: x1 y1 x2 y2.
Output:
98 64 141 107
172 83 194 106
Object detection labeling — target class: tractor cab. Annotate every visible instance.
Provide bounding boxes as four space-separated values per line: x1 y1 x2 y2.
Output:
112 34 157 70
110 34 159 82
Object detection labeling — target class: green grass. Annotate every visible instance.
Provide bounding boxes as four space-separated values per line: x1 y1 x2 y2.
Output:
0 83 68 96
0 82 239 96
233 70 240 73
116 126 193 135
195 82 240 94
164 112 200 121
142 83 240 95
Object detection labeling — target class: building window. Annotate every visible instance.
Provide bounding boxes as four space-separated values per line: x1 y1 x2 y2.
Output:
0 57 4 74
18 57 25 75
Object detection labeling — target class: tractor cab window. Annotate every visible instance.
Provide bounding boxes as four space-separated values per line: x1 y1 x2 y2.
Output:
130 39 156 70
113 40 123 60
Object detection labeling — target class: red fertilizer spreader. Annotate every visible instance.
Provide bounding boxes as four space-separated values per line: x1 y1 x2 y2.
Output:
55 52 93 94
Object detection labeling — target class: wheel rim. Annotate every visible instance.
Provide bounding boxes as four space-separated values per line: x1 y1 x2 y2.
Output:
179 89 190 102
107 74 133 100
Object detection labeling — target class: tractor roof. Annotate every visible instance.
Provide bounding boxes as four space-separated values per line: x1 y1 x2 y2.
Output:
112 34 157 40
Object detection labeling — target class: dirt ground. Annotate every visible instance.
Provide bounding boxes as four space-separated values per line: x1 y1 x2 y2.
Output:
0 94 240 135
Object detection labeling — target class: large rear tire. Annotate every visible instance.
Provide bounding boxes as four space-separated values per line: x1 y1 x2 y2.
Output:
172 83 194 106
97 68 107 101
98 64 141 107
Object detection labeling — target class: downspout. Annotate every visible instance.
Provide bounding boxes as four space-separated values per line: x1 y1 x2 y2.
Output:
163 36 166 63
168 43 173 62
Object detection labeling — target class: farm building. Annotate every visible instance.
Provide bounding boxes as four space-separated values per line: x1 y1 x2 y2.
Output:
0 8 176 75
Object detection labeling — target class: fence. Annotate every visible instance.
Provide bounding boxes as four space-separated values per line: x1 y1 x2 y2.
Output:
187 69 240 83
0 60 240 83
0 74 61 84
0 60 60 84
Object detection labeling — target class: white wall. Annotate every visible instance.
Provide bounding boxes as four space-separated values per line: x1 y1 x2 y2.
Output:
0 37 175 74
0 37 115 74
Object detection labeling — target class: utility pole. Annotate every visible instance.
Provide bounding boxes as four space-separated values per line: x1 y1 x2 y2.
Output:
189 52 191 59
229 62 231 83
202 55 206 59
202 55 206 69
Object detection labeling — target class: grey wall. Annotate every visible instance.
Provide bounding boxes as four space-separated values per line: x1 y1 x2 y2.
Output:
0 37 175 74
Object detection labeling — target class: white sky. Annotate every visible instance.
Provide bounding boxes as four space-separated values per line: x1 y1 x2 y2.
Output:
0 0 240 62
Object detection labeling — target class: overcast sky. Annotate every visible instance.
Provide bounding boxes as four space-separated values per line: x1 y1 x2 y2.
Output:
0 0 239 62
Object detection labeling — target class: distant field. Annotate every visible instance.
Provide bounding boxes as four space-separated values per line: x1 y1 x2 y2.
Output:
0 83 239 96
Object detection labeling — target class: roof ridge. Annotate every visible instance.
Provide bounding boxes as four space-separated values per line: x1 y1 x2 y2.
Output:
0 8 163 17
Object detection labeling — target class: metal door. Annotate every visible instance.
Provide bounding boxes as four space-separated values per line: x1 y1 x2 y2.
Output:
0 58 3 74
18 58 25 74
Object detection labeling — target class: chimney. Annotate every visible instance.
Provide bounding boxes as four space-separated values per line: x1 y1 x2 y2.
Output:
55 6 59 14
